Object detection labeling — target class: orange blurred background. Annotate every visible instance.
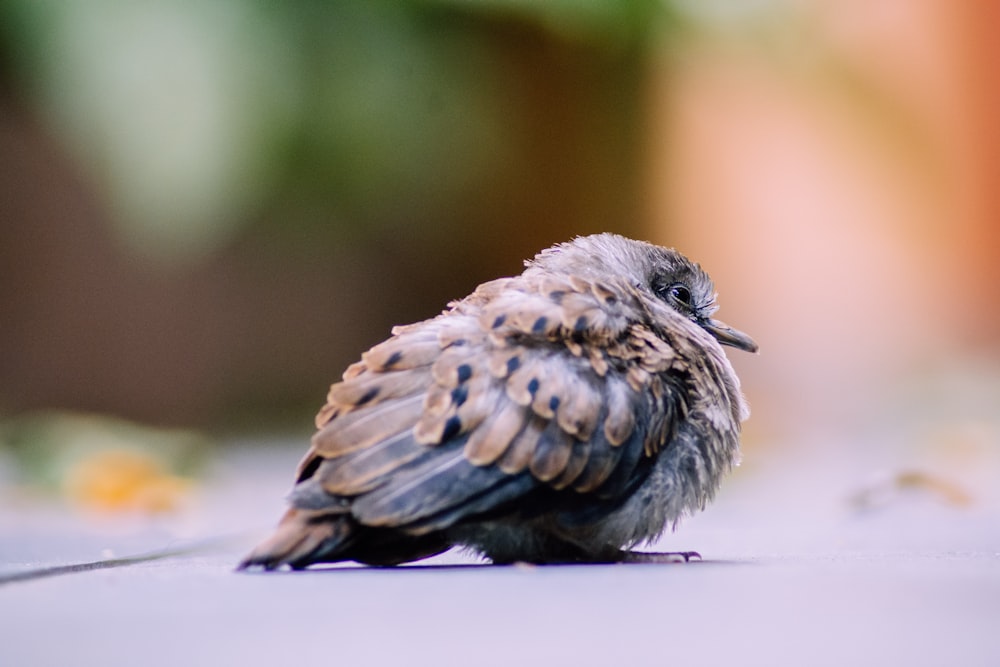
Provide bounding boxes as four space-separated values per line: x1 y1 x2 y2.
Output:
648 0 1000 441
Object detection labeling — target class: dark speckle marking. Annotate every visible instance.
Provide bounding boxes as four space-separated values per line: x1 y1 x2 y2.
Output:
385 351 403 368
573 315 588 333
549 395 560 412
357 387 379 406
506 356 521 374
456 364 473 383
442 416 462 441
549 291 566 304
451 386 468 407
492 314 507 329
532 316 548 334
296 456 322 483
527 378 540 396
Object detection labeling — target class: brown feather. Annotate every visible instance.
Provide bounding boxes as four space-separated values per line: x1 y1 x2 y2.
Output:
588 347 609 377
415 369 496 445
327 367 429 408
412 399 455 445
430 345 478 387
422 382 453 419
446 380 500 441
535 273 573 298
572 431 627 493
551 437 591 490
487 348 523 380
342 360 367 381
566 274 591 294
470 277 514 301
497 416 545 474
319 431 428 495
463 401 527 466
506 353 550 407
626 365 650 392
603 376 637 446
237 507 350 571
529 372 563 420
556 290 599 331
589 280 617 305
555 374 602 440
314 404 338 429
436 315 482 348
482 291 563 339
363 332 441 371
311 394 424 459
529 422 574 482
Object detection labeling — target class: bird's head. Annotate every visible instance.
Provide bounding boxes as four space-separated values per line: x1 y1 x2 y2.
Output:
529 233 758 354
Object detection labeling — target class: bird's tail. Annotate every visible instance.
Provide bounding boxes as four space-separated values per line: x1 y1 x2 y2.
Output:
237 508 354 571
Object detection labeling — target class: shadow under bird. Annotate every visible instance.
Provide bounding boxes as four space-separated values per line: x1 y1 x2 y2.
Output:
239 233 757 569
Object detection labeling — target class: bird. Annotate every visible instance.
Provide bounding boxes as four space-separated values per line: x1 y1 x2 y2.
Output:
238 233 757 569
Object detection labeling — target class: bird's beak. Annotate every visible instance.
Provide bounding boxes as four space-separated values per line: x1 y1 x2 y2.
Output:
702 319 758 353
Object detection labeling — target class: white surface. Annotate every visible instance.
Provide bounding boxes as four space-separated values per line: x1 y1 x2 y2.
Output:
1 438 998 667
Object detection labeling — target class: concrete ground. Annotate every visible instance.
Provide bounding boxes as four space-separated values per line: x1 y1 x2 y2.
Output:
2 434 999 667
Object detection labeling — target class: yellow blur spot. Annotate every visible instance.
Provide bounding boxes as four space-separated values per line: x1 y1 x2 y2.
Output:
848 469 974 512
64 449 191 513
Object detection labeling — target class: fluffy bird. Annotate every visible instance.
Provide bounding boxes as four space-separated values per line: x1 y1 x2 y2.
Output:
239 234 756 569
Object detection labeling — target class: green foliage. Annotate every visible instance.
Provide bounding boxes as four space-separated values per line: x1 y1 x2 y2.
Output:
0 0 666 265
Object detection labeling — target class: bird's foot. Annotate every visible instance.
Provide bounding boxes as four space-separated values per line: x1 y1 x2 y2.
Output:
620 550 701 564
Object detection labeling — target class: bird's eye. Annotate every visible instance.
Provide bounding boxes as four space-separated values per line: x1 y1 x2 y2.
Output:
666 283 692 307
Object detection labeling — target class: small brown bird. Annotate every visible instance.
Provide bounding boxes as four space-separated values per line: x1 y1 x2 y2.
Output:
239 234 756 569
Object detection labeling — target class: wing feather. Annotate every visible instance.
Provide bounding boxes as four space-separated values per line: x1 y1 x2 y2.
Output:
286 273 678 545
463 400 529 466
497 415 545 474
528 421 574 482
312 394 425 459
318 431 432 496
551 437 591 490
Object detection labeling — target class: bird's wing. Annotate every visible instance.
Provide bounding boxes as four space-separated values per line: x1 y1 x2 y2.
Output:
296 274 684 534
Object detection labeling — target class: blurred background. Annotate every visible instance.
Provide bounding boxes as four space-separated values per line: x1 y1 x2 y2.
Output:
1 0 998 517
